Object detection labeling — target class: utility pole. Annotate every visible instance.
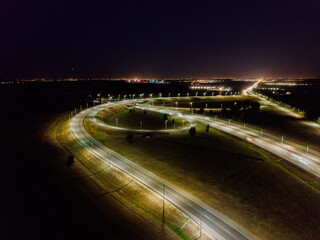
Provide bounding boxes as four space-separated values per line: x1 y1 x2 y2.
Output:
260 129 263 137
116 118 118 127
140 121 142 129
281 136 284 143
228 119 231 125
165 120 167 129
306 145 309 154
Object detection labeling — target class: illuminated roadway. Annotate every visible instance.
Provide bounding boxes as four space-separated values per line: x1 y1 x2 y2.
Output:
140 103 320 179
70 101 259 240
71 95 320 240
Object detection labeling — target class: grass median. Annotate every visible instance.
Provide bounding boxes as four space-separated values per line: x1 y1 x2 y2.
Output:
96 105 188 130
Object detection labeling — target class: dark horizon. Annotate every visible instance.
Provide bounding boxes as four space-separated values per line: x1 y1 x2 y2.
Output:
1 0 320 79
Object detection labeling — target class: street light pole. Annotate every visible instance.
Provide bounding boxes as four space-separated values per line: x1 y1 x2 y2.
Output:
200 208 207 238
162 181 165 223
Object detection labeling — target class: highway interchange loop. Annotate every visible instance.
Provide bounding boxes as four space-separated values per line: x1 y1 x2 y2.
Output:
70 96 320 240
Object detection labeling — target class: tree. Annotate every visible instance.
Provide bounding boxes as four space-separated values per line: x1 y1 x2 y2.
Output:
163 114 168 121
251 101 260 113
126 133 134 144
172 118 175 125
67 154 74 167
189 127 196 137
206 124 210 132
144 110 147 115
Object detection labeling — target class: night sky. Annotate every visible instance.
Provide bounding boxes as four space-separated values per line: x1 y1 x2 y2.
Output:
1 0 320 79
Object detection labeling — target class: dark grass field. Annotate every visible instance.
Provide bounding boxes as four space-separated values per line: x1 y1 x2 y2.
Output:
97 105 187 130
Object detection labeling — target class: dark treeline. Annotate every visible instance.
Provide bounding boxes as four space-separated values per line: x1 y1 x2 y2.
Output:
257 83 320 120
197 100 261 123
0 80 252 116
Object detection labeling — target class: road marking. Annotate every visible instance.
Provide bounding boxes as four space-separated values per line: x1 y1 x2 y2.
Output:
180 218 191 229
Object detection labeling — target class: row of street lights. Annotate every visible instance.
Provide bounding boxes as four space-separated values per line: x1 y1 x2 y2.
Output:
102 91 242 101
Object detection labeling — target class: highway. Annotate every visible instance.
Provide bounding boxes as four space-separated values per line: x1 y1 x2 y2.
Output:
70 102 259 240
70 93 320 240
139 104 320 179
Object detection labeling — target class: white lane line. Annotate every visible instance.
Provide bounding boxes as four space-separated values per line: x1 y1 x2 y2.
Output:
180 218 191 229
